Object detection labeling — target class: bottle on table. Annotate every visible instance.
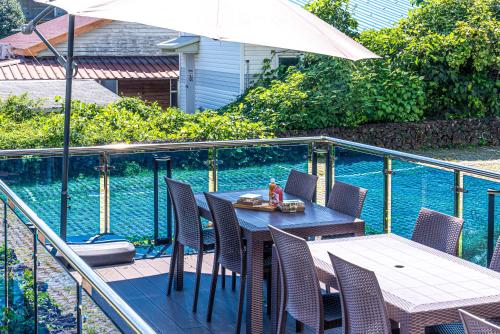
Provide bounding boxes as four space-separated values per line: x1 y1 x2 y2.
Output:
269 178 276 204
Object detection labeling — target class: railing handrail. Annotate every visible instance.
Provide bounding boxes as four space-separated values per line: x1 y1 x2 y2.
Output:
0 179 156 334
0 136 498 180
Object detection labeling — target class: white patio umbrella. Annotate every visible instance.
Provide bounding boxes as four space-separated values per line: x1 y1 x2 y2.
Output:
31 0 378 240
36 0 378 60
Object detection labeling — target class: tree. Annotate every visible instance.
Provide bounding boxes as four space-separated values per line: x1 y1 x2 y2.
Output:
0 0 25 39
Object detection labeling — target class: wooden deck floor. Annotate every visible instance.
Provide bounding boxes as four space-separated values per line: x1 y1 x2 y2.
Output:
93 254 341 333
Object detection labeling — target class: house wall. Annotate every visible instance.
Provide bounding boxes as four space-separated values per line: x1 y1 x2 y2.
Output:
242 44 301 89
38 21 178 57
118 79 171 108
190 37 242 111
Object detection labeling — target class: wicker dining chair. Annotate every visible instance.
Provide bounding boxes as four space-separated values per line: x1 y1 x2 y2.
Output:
459 309 500 334
489 236 500 272
269 226 342 334
328 252 393 334
165 177 215 313
326 181 368 218
412 208 464 256
427 237 500 334
284 169 319 202
204 192 247 334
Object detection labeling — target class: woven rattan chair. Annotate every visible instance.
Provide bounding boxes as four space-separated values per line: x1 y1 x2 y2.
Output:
204 192 247 334
326 181 368 218
412 208 464 256
284 169 319 202
459 309 500 334
269 226 342 334
329 252 392 334
427 237 500 334
489 236 500 272
165 177 215 313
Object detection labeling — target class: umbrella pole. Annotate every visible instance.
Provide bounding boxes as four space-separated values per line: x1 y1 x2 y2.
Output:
60 15 76 241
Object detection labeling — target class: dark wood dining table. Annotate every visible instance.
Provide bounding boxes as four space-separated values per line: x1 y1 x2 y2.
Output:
190 189 364 334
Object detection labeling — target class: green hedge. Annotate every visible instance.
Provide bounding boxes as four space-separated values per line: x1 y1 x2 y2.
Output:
225 0 498 131
0 95 271 149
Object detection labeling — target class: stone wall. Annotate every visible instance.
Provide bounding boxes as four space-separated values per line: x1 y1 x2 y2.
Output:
282 117 500 150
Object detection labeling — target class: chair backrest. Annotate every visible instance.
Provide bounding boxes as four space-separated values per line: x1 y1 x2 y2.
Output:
489 236 500 272
204 192 244 274
268 226 324 332
326 181 368 218
412 208 464 255
459 309 500 334
329 253 392 334
284 169 319 202
165 177 203 250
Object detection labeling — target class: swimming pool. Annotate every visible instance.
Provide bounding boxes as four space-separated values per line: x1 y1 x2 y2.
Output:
0 144 498 265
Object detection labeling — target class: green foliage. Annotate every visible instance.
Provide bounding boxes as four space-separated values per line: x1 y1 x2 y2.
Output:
305 0 359 37
358 0 499 119
225 0 426 130
0 96 271 149
0 0 25 38
227 57 425 130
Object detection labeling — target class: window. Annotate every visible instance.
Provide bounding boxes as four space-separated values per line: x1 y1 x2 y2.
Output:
170 79 178 107
278 56 300 67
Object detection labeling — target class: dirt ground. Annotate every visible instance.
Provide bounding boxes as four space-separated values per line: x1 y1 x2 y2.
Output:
411 146 500 173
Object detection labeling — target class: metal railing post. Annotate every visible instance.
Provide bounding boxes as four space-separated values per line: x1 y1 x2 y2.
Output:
311 143 318 203
454 170 464 257
32 227 38 333
325 144 334 204
209 148 218 192
383 156 392 234
487 189 499 266
76 282 82 334
153 156 172 244
98 152 111 235
3 200 8 311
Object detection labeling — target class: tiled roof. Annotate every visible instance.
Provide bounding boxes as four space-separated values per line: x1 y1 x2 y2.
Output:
0 15 112 56
0 56 179 80
290 0 413 31
0 80 120 108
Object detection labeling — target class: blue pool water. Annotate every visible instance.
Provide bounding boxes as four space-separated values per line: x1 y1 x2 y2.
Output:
0 145 498 265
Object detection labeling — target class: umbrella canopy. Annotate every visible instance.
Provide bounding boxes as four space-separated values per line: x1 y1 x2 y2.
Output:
35 0 378 60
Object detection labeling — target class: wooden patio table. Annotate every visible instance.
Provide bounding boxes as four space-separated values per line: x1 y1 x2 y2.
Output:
297 234 500 334
187 188 364 334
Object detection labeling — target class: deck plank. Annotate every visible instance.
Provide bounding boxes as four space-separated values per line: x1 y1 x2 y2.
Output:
95 255 336 333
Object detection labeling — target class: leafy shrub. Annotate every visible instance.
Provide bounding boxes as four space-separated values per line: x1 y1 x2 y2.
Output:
358 0 499 119
0 0 25 38
0 96 271 149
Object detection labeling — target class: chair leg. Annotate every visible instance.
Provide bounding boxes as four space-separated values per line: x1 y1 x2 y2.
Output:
266 273 272 315
207 256 219 322
167 241 178 296
296 320 304 332
221 266 226 289
236 273 246 334
232 271 237 291
192 251 203 313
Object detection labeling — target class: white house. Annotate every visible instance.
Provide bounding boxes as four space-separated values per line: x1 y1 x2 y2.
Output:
158 0 414 113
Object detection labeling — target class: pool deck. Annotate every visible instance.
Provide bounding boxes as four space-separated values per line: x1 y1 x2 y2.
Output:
90 255 334 334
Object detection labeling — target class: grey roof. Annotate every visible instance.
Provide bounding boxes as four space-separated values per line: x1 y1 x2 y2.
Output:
0 80 120 109
290 0 413 31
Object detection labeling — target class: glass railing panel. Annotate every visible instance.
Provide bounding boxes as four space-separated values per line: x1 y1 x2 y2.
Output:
0 155 101 239
109 150 209 243
36 237 78 333
391 160 454 238
3 203 35 333
81 288 121 334
334 147 384 234
462 176 500 265
217 145 309 192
